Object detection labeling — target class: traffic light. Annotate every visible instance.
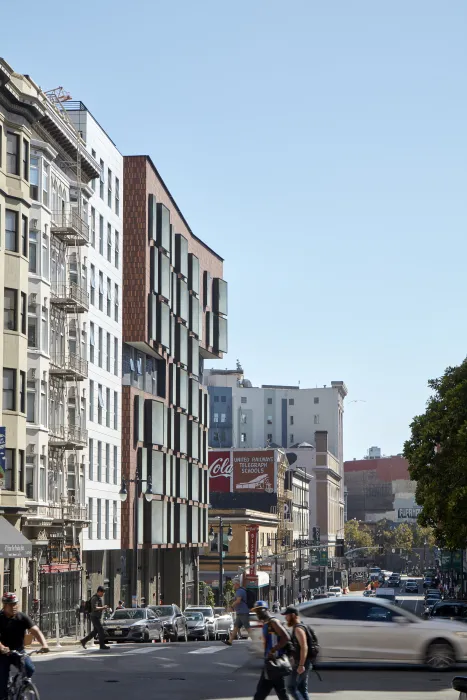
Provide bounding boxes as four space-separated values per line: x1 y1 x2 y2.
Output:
335 538 345 558
312 527 321 545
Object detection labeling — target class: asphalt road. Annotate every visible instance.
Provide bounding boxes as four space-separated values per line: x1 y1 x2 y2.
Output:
32 638 462 700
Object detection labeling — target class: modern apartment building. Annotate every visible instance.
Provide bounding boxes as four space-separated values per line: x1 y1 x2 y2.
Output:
121 155 227 608
64 103 123 600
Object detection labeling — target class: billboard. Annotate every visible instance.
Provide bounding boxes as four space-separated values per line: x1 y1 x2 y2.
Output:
208 451 232 493
233 450 275 493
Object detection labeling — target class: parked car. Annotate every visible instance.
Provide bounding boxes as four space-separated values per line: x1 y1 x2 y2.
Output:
328 586 342 597
424 596 442 616
103 607 163 643
184 606 217 640
313 593 330 600
298 597 467 669
213 608 234 640
148 604 188 642
388 574 401 587
185 611 209 641
405 580 419 593
425 588 441 601
430 601 467 623
423 577 433 589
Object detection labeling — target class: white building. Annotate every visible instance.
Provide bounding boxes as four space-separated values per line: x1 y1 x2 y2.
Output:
65 103 123 584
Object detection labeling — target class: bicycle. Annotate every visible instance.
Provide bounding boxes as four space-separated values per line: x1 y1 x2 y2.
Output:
7 650 43 700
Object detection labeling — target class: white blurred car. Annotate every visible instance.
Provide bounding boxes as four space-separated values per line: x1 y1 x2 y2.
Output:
328 586 342 597
299 597 467 669
453 676 467 699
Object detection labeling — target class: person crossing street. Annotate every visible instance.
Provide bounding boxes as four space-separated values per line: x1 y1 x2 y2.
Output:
80 586 110 650
284 605 311 700
251 601 290 700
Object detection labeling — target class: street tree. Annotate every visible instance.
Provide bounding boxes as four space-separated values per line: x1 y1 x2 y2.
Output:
199 582 215 607
344 519 374 551
223 579 235 610
404 358 467 549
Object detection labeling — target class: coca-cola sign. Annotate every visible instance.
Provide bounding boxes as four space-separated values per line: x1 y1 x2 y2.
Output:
208 451 232 493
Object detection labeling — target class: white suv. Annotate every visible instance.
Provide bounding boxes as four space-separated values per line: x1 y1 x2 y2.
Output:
328 586 342 597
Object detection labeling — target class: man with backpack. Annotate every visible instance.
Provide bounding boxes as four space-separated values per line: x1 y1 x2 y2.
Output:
80 586 110 650
251 600 290 700
284 605 316 700
223 579 251 645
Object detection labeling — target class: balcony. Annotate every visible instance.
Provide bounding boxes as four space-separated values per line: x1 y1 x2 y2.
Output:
48 425 87 449
25 503 89 523
50 353 88 381
51 207 89 246
51 283 89 313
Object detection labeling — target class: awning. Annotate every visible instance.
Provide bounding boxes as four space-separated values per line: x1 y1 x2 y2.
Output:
0 518 32 558
245 571 270 589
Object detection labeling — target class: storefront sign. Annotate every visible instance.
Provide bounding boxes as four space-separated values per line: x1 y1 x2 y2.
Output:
0 543 32 559
233 450 275 492
208 451 232 493
247 525 259 575
398 507 422 519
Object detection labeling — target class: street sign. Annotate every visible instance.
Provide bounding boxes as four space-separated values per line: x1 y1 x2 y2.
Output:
440 550 463 572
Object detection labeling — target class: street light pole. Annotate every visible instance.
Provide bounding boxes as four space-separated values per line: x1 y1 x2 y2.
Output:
209 519 233 607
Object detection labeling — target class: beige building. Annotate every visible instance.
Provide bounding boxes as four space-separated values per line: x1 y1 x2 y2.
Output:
0 60 44 601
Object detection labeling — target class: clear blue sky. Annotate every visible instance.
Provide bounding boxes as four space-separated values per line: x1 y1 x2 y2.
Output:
4 1 467 459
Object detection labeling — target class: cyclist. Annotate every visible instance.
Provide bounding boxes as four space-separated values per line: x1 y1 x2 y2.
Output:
0 592 49 700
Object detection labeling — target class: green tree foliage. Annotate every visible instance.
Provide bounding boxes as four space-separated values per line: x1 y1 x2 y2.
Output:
223 579 235 609
404 359 467 549
199 581 215 607
344 519 374 551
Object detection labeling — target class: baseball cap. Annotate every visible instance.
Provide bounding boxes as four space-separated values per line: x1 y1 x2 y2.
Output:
251 600 269 611
284 605 299 615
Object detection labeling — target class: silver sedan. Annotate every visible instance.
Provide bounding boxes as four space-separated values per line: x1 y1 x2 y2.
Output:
103 608 163 643
213 608 234 640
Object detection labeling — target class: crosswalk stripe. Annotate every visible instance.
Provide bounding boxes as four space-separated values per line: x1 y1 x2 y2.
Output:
188 646 227 655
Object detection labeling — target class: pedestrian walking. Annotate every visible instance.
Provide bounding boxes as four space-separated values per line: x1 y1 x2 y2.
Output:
116 601 125 610
251 600 290 700
284 605 311 700
223 580 250 645
80 586 110 650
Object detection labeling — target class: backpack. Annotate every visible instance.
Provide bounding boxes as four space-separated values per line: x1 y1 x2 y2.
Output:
292 623 320 663
245 588 256 610
84 597 93 614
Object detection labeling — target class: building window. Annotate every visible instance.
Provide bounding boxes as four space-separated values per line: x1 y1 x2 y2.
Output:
5 210 18 252
4 289 17 331
42 163 49 206
29 232 37 273
290 433 294 444
107 168 112 208
20 293 26 335
241 414 246 424
221 395 226 403
89 380 94 421
267 433 272 442
97 441 102 481
19 371 25 413
21 216 28 257
88 498 93 539
91 149 96 190
40 380 47 427
89 438 94 480
107 224 112 262
289 398 295 406
267 397 272 405
314 397 319 404
23 140 29 181
114 284 119 322
114 337 118 376
106 332 111 372
28 315 38 349
213 413 219 423
107 276 111 316
314 414 319 425
97 499 102 539
241 397 247 404
98 327 103 367
105 500 110 539
90 206 96 247
98 384 104 424
4 450 14 491
114 231 119 269
39 455 46 501
99 215 104 255
240 433 246 443
42 232 49 279
113 501 118 538
113 446 118 486
290 415 294 425
114 391 118 430
89 322 95 363
90 264 95 305
214 396 219 403
41 308 48 353
106 388 111 427
3 369 15 411
267 416 272 425
26 378 35 423
98 271 104 311
106 443 110 483
115 177 120 215
30 156 39 199
6 132 19 175
99 160 105 199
